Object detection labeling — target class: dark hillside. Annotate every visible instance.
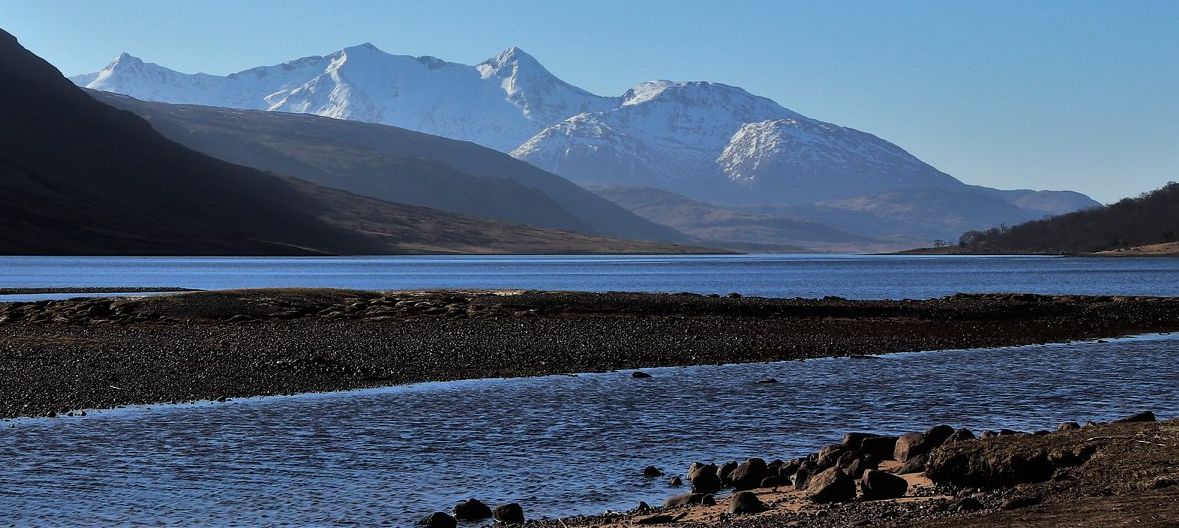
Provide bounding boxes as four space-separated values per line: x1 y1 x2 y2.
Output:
958 182 1178 253
89 91 691 243
0 28 704 255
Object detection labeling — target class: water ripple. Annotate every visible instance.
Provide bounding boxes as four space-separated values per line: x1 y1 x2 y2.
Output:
1 335 1178 525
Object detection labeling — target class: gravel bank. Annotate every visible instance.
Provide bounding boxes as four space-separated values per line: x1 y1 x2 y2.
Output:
2 288 1178 419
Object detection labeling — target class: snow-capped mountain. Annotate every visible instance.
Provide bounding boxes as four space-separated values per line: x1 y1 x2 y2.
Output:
74 44 614 152
74 45 1100 248
512 80 962 205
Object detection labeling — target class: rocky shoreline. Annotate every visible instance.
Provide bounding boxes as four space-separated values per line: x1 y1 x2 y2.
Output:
2 288 1179 419
490 412 1175 528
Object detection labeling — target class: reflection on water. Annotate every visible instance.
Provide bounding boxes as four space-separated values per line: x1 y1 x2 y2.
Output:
1 335 1176 525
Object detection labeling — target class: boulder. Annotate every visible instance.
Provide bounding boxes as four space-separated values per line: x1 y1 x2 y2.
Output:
767 459 784 474
420 512 457 528
838 451 878 478
730 458 769 491
859 469 909 500
949 496 985 512
861 435 899 460
667 475 683 486
688 463 721 494
663 493 715 508
924 425 956 449
926 442 1087 489
452 498 492 521
894 432 928 461
492 503 525 524
779 459 802 478
947 428 976 443
761 476 788 488
643 466 664 477
716 461 739 484
793 460 819 490
815 444 848 469
728 491 767 514
841 432 881 450
1113 411 1156 423
897 453 929 474
805 468 856 503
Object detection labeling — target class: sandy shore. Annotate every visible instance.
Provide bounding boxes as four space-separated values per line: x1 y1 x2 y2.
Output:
1092 241 1179 257
2 288 1179 419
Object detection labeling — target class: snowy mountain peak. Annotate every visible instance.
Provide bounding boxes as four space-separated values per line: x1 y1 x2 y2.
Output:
336 42 391 61
74 43 619 152
620 80 676 105
476 46 552 84
69 43 1099 225
102 52 149 73
471 47 617 129
621 80 800 120
481 46 538 68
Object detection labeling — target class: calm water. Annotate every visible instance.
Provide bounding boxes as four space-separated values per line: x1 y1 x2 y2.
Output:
2 335 1176 526
2 254 1179 301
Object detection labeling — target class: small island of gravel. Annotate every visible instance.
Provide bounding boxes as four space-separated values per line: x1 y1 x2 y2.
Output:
2 288 1179 419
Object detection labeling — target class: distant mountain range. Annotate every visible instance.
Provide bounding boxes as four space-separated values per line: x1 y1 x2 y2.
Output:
73 45 612 153
0 29 701 255
73 43 1102 250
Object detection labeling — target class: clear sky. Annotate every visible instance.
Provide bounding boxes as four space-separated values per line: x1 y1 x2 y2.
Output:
4 0 1177 203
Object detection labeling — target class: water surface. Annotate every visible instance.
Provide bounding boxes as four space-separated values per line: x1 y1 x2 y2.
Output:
2 335 1176 525
2 254 1179 302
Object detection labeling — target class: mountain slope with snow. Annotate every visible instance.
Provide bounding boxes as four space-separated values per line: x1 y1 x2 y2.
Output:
512 80 964 205
74 45 1101 250
74 44 614 152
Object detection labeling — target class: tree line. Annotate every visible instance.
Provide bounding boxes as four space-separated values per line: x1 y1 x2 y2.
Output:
958 182 1179 253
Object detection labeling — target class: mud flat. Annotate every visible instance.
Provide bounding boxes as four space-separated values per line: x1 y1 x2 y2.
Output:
2 288 1179 419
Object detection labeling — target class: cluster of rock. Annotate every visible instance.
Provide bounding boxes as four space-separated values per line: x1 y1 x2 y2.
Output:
658 423 982 515
420 498 524 527
298 293 480 321
0 291 495 326
926 411 1157 489
0 298 158 324
423 412 1165 526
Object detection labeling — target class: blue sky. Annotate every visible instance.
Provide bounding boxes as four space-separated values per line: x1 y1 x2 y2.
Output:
4 0 1177 203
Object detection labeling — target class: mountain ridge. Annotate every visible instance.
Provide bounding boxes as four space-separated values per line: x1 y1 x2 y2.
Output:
75 44 615 152
0 29 705 256
73 43 1102 250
